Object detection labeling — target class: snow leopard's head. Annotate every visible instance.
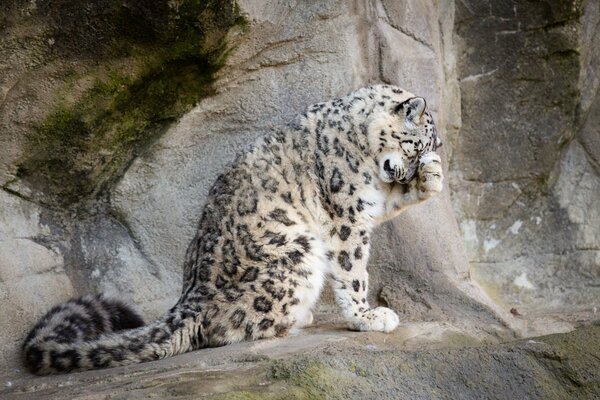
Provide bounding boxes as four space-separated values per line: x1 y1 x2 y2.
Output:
366 93 442 184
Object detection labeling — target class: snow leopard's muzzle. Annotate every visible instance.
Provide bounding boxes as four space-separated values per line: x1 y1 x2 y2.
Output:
379 153 418 184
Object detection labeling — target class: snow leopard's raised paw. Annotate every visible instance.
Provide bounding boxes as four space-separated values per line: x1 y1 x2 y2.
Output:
418 152 443 199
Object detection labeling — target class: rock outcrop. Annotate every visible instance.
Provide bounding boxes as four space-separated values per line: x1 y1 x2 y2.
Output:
451 0 600 315
4 323 600 399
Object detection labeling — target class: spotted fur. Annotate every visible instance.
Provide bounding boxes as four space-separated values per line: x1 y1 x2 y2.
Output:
23 85 443 374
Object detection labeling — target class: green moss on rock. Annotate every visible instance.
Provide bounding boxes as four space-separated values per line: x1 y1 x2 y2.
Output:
266 358 366 400
15 0 244 206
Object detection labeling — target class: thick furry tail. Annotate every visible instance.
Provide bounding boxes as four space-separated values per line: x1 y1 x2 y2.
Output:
22 294 204 375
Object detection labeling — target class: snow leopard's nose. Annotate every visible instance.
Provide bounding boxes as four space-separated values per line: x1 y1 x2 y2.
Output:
383 159 400 180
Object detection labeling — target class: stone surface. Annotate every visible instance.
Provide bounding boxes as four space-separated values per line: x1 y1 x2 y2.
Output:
2 322 599 399
0 191 74 374
451 0 600 315
0 0 242 375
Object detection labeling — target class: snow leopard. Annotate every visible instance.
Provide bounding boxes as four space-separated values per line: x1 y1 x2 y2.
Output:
23 84 444 374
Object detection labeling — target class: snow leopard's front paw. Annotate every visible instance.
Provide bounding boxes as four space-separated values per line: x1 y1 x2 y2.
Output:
348 307 400 333
417 152 443 200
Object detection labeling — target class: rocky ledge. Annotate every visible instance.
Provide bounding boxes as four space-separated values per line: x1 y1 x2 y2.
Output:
3 319 599 400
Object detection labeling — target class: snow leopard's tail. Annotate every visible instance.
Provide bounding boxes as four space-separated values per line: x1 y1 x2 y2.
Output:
22 294 205 375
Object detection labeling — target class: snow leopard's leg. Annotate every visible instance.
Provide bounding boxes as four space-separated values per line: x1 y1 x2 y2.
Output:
295 311 313 327
329 231 399 333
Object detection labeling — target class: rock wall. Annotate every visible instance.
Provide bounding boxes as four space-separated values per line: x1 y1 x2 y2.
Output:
451 0 600 314
111 0 485 329
1 0 598 380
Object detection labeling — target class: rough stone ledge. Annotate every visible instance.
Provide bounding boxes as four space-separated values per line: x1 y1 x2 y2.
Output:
2 319 599 400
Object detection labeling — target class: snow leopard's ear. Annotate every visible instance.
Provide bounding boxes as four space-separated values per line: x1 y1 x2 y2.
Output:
405 97 426 123
395 97 426 124
435 136 443 148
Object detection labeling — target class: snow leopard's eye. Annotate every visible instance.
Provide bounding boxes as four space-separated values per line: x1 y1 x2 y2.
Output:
400 140 417 159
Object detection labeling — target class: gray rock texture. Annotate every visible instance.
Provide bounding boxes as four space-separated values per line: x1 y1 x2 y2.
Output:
0 0 599 396
451 0 600 314
3 322 600 399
